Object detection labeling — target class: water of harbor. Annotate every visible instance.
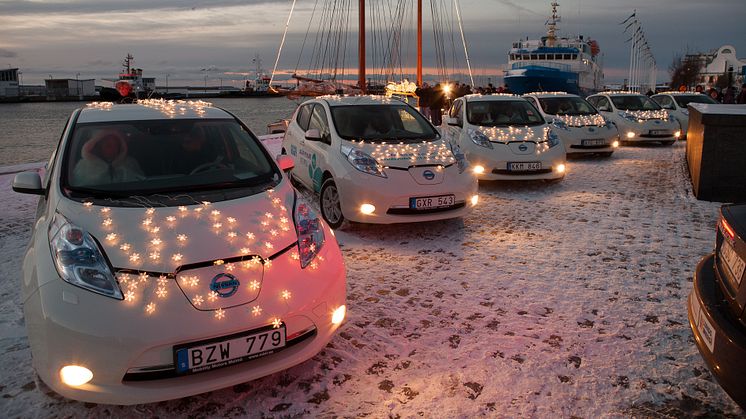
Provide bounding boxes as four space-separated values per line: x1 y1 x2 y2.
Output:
0 97 300 167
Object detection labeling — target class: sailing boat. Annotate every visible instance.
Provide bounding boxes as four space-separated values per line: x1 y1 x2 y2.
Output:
269 0 474 98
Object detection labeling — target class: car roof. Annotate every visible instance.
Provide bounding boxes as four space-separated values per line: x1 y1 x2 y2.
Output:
652 92 706 96
76 100 234 123
318 95 408 107
523 92 580 98
591 91 645 97
463 94 524 102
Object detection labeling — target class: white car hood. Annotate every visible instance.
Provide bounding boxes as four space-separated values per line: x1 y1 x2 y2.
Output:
620 109 669 121
475 125 549 143
346 139 457 169
553 114 606 127
55 184 298 274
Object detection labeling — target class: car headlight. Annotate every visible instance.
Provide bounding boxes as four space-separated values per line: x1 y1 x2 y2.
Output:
48 213 123 299
293 198 325 268
468 129 493 149
545 129 561 148
341 146 387 178
449 143 467 174
551 119 570 131
618 112 638 122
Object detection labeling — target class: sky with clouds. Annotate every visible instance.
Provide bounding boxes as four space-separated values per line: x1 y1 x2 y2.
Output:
1 0 744 87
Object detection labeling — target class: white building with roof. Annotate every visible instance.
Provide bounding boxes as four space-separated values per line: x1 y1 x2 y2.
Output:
688 45 746 89
0 68 20 97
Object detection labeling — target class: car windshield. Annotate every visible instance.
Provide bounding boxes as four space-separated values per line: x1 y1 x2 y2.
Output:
466 100 544 126
329 104 438 143
610 95 661 111
537 96 596 116
673 94 718 107
63 118 277 197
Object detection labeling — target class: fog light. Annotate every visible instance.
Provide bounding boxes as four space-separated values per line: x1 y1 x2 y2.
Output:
60 365 93 387
472 165 485 175
556 163 566 174
360 204 375 215
674 130 681 138
626 132 635 139
470 195 479 206
331 305 346 325
612 140 620 148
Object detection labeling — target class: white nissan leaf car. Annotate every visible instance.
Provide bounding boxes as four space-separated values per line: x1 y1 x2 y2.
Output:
12 100 347 405
282 95 478 229
651 92 718 139
442 94 567 181
586 91 681 145
522 92 619 157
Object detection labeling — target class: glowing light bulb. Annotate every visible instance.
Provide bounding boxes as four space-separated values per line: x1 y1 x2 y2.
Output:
172 253 183 262
145 303 156 314
193 295 204 306
156 287 167 299
252 305 262 316
130 253 140 263
249 280 260 290
272 318 282 328
281 290 291 300
215 308 225 320
106 233 118 242
125 290 136 302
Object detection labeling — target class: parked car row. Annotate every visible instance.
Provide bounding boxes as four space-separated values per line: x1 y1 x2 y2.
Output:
10 90 715 407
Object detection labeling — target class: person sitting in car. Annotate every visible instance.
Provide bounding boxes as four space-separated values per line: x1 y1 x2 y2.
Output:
173 126 221 174
71 129 144 186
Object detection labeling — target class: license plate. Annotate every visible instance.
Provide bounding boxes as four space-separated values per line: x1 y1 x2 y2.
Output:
649 129 670 135
582 139 607 146
690 293 716 353
508 162 542 171
409 194 455 210
175 325 286 375
720 241 745 286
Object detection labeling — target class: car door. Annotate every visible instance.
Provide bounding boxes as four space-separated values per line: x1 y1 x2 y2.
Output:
302 103 333 193
285 103 314 188
594 96 613 114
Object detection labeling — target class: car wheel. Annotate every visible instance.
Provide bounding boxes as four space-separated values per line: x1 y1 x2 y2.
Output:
661 140 675 146
320 178 345 229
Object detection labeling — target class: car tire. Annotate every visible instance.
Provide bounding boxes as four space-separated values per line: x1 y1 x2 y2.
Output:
320 178 345 229
661 140 675 146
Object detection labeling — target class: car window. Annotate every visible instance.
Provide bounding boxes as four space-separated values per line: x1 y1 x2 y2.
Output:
524 96 540 109
673 94 718 108
466 100 544 126
296 104 313 131
63 118 276 196
593 97 612 111
449 99 462 118
610 95 661 111
330 104 438 143
309 104 331 145
653 95 675 109
538 96 596 115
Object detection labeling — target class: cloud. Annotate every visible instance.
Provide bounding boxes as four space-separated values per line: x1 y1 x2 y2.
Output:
0 0 276 15
0 49 18 58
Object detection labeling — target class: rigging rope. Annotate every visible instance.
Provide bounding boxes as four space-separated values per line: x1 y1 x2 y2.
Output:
270 0 298 86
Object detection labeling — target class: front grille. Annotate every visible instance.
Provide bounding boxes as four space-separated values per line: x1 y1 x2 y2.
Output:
570 144 609 149
639 133 673 138
492 168 553 175
122 326 317 382
386 202 465 215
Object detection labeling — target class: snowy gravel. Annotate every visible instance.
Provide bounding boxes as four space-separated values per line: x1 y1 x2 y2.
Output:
1 142 744 418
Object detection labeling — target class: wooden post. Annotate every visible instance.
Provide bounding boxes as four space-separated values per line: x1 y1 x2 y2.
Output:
359 0 366 93
417 0 422 86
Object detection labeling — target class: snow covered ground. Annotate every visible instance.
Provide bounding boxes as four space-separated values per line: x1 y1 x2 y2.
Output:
1 141 743 417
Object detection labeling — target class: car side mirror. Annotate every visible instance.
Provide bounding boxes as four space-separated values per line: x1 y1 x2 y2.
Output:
599 106 611 112
446 117 461 127
276 155 295 172
305 129 322 141
12 171 44 195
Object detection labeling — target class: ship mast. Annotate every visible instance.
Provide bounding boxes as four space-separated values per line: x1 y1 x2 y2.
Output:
546 2 560 47
122 53 134 75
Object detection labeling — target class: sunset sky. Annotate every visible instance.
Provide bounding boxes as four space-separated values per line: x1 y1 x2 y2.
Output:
1 0 744 87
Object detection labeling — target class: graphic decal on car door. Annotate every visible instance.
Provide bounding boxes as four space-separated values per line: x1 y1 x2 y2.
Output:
308 154 323 192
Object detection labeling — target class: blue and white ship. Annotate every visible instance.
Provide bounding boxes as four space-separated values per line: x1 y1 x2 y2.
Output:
504 2 603 96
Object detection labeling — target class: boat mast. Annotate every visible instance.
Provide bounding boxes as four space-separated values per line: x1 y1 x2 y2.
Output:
546 1 560 48
417 0 422 86
358 0 366 93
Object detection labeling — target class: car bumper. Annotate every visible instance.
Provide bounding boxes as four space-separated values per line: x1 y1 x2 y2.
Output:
24 239 346 405
688 253 746 409
560 129 619 155
335 167 478 224
465 146 566 181
617 120 680 143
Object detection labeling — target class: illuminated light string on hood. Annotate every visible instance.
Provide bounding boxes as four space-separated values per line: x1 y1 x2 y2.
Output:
477 126 554 154
349 140 457 166
621 109 670 121
83 188 310 323
555 114 607 127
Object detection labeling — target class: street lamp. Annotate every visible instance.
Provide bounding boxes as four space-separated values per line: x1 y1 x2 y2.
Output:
18 71 23 96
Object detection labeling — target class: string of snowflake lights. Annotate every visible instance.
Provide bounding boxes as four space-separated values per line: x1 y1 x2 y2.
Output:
84 188 308 325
